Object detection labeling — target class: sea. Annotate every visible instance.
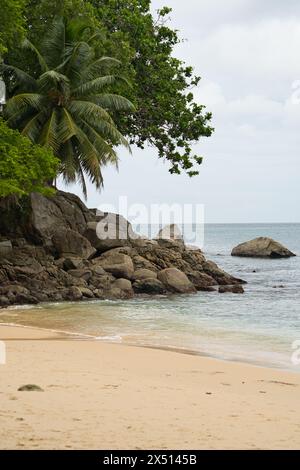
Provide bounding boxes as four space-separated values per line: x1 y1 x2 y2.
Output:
1 223 299 371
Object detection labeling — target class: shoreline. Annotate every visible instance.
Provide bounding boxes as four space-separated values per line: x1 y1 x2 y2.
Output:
0 321 297 374
1 324 300 449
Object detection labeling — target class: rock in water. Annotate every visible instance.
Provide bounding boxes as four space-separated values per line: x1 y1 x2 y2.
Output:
231 237 296 258
219 285 245 294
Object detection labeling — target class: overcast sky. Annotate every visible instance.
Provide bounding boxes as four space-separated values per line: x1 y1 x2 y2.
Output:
62 0 300 223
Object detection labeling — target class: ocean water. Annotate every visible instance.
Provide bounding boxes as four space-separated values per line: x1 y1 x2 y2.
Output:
1 223 299 371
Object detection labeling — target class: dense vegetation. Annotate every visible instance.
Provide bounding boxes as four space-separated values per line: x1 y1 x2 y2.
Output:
0 119 58 197
0 0 26 55
0 0 213 196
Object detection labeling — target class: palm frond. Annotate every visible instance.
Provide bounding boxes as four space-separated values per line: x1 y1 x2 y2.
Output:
5 93 45 117
73 124 103 185
63 41 93 86
21 110 49 142
92 93 135 112
60 139 77 183
41 17 66 69
79 118 118 165
72 75 118 97
39 110 59 151
38 70 70 95
77 165 88 199
92 119 131 151
0 64 37 92
22 39 48 73
57 107 77 144
82 57 121 81
68 100 113 124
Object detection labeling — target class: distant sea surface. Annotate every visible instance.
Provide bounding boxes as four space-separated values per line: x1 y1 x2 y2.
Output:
1 224 300 371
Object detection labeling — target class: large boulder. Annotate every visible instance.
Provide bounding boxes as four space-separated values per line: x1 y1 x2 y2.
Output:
231 237 296 258
84 219 131 253
96 250 134 280
84 212 140 253
133 269 157 281
0 191 94 244
52 229 96 259
157 268 196 294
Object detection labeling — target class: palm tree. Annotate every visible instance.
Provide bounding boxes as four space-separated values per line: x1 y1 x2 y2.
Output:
1 17 134 196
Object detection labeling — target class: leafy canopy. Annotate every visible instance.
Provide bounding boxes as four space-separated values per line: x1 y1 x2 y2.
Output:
0 119 59 197
0 0 27 56
7 0 213 177
2 17 134 197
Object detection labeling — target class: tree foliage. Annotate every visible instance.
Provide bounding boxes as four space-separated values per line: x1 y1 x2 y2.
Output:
6 0 213 177
91 0 213 176
2 18 134 197
0 119 59 197
0 0 27 56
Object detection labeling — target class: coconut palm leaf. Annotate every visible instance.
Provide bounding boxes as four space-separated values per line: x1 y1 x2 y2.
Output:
0 64 37 92
22 39 48 73
92 93 135 112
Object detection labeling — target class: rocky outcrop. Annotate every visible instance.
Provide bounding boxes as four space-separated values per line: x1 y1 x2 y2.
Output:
0 191 246 307
232 237 296 258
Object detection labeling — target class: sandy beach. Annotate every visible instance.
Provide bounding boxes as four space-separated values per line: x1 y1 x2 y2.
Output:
0 324 300 450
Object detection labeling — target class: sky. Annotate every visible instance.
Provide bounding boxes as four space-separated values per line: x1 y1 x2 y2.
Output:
62 0 300 223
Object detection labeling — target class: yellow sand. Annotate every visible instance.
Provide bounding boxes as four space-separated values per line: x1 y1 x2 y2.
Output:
0 324 300 450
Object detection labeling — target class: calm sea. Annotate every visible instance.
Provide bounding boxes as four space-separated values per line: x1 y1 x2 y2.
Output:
1 223 299 371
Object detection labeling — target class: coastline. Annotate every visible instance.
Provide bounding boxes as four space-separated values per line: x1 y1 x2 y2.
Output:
1 324 300 450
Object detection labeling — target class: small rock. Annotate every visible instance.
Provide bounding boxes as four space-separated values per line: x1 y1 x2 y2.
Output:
18 384 44 392
64 257 84 270
218 285 245 294
68 269 92 281
79 287 94 298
